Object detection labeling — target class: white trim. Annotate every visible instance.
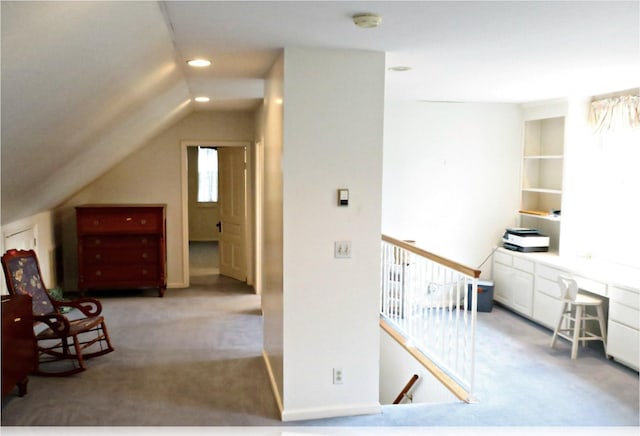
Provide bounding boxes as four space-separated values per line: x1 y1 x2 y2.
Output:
180 140 251 287
281 402 382 422
262 349 284 418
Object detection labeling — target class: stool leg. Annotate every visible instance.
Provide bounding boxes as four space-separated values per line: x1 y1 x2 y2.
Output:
571 305 583 360
596 303 608 358
551 301 567 349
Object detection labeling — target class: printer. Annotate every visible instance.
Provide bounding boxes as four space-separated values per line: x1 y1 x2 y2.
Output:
502 228 549 252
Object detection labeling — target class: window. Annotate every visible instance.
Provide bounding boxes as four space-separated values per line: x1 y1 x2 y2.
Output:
197 147 218 202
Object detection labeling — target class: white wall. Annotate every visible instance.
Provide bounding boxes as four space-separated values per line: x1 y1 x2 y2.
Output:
261 52 285 412
379 327 458 405
558 97 640 268
55 110 255 290
279 47 385 421
382 101 523 277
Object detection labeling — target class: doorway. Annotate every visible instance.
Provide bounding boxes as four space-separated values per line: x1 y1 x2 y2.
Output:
181 141 251 287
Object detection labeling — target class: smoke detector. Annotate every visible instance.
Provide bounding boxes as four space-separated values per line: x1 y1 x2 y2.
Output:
353 13 382 29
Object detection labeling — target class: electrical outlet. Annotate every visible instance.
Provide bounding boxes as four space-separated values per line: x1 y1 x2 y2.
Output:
334 241 352 258
333 368 343 384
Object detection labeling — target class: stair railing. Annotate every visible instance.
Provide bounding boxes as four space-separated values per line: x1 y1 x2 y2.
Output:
381 234 481 399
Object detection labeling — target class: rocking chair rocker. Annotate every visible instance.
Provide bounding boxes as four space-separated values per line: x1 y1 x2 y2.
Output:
2 249 114 376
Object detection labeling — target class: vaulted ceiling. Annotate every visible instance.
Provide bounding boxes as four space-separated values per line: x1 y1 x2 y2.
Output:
2 1 639 224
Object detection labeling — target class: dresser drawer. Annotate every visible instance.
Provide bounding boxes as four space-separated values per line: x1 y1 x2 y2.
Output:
83 264 161 284
81 235 159 248
82 246 159 265
77 207 164 234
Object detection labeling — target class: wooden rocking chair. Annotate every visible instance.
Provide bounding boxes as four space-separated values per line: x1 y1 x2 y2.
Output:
1 249 114 376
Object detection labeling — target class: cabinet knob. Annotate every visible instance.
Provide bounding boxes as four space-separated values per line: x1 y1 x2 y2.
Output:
95 254 101 260
95 270 102 276
141 253 148 259
13 317 22 323
140 219 147 225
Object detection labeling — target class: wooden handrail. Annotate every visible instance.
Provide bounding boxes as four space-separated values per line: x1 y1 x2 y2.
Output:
382 234 481 278
381 318 471 402
393 374 419 404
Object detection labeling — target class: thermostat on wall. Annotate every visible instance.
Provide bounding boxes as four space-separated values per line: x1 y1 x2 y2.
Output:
338 189 349 206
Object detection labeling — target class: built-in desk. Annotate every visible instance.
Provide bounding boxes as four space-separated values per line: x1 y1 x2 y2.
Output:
493 248 639 370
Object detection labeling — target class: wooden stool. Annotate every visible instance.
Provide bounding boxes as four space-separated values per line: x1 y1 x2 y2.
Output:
550 276 607 360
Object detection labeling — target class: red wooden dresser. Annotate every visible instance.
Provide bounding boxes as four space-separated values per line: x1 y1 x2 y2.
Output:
2 294 36 399
76 204 167 297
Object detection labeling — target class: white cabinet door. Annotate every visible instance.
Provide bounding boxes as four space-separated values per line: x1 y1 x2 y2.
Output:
512 270 534 317
493 262 512 306
493 258 534 317
608 321 639 370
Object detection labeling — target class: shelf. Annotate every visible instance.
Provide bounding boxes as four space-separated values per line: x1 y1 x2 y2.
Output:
519 210 561 222
523 155 563 160
522 188 562 194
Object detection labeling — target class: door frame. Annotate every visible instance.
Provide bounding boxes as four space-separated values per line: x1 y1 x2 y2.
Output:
180 140 252 287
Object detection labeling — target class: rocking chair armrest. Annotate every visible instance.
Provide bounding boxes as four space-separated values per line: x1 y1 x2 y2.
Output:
53 297 103 317
34 313 70 337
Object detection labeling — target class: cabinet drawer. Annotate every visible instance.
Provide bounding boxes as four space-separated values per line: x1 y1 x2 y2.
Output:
609 285 640 310
608 321 639 370
574 276 607 297
610 301 640 330
513 257 534 273
77 207 163 234
536 276 560 298
536 263 567 282
494 250 512 266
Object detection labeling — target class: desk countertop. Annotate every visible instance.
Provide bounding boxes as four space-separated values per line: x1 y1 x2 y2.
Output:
497 248 640 292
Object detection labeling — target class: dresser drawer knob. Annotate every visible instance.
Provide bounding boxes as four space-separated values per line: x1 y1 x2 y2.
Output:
95 270 102 276
126 217 132 221
140 219 147 225
142 253 148 259
142 269 148 275
14 317 22 323
95 254 101 260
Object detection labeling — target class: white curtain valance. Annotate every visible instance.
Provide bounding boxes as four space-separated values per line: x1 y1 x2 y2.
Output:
588 95 640 134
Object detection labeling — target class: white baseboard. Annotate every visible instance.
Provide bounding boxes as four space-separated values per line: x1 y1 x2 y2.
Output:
281 402 382 422
262 349 284 418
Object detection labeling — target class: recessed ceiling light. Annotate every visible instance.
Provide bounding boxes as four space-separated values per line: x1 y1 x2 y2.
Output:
388 66 412 72
353 13 382 29
194 96 210 102
187 59 211 67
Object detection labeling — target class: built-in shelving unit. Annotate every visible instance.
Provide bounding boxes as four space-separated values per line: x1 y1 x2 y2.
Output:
518 114 565 252
520 116 565 220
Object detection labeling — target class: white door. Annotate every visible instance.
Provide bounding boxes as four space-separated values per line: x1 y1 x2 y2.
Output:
218 147 247 281
4 226 36 251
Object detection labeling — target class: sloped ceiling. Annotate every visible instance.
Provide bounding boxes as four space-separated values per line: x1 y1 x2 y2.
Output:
2 1 639 225
1 1 192 224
